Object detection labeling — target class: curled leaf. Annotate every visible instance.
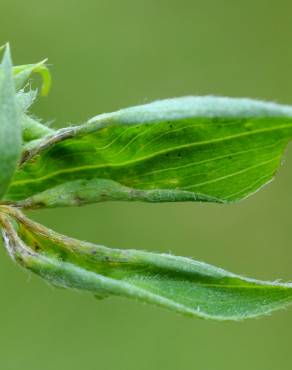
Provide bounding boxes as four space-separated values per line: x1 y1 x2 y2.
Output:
1 206 292 321
12 56 54 144
13 59 51 96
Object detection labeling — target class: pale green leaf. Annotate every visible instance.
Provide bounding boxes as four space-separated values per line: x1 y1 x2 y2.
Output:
21 115 53 143
0 45 22 199
1 206 292 321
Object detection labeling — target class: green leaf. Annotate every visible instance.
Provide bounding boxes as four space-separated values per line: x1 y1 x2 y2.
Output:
5 96 292 207
14 61 54 143
0 45 22 199
13 59 52 96
1 206 292 321
9 51 54 143
0 46 53 146
21 115 53 143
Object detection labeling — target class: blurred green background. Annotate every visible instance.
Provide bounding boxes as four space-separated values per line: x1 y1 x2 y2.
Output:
1 0 292 369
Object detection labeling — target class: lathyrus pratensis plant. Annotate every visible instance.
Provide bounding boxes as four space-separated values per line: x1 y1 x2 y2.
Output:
1 44 292 321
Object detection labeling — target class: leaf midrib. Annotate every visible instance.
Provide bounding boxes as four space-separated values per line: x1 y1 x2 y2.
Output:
12 123 292 187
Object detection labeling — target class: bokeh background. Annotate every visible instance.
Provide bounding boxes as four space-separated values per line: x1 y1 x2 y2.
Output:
1 0 292 369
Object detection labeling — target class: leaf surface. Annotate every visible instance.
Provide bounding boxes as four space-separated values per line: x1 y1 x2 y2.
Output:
6 96 292 207
0 46 22 199
1 207 292 321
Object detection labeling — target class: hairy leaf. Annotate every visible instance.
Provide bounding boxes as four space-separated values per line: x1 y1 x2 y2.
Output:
1 206 292 321
11 52 54 143
21 115 53 143
5 96 292 207
13 59 51 96
0 45 22 199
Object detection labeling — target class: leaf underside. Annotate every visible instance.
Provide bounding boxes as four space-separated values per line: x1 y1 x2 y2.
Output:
1 209 292 321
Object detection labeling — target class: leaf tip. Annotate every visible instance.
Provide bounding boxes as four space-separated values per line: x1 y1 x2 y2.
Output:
1 43 13 66
33 59 52 96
